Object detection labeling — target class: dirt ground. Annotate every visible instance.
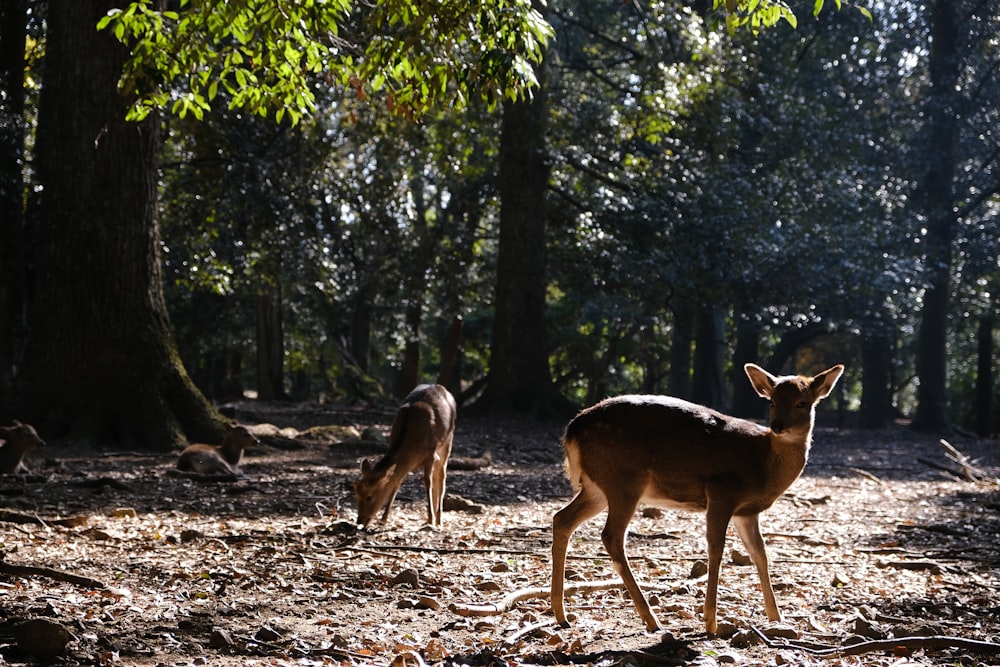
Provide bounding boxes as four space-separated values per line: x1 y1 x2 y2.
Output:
2 401 1000 667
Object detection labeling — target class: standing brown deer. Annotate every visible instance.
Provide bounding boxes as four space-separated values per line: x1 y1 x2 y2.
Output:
176 423 258 476
355 384 457 529
551 363 843 634
0 421 45 474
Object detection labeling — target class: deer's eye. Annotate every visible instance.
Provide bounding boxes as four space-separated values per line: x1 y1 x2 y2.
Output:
796 401 807 409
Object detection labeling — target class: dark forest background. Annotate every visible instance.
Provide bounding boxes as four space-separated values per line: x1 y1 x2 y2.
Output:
1 0 998 449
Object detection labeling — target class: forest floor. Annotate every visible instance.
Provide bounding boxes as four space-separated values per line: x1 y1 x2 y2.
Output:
2 401 1000 667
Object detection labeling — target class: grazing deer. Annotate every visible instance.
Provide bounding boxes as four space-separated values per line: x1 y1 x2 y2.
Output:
176 423 258 476
0 421 45 474
355 384 457 529
551 363 844 634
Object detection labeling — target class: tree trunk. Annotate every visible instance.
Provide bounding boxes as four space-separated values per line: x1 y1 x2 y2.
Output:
690 304 725 410
256 281 286 401
436 314 463 394
349 294 373 373
731 315 763 418
911 0 960 434
476 48 569 417
974 314 994 437
667 299 695 400
8 0 222 449
0 0 27 399
765 324 824 374
859 334 893 429
397 301 423 399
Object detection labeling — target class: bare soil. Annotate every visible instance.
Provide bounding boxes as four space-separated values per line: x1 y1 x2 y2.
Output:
2 401 999 666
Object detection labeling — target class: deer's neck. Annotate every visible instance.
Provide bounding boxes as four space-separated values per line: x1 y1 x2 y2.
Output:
768 430 812 486
220 441 245 465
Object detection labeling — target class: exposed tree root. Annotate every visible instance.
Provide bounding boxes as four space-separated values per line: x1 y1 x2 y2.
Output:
0 553 106 590
750 626 1000 657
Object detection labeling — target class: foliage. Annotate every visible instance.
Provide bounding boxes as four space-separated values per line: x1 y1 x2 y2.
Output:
103 0 997 430
97 0 553 123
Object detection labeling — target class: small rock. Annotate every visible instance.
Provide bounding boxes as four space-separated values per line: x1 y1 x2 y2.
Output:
689 560 709 578
391 568 420 586
209 627 234 649
641 507 664 519
851 615 886 639
476 580 502 592
730 550 752 566
416 596 441 610
255 625 282 642
714 620 740 638
361 427 387 445
442 493 485 514
832 571 850 587
729 629 765 648
13 618 71 660
716 650 742 663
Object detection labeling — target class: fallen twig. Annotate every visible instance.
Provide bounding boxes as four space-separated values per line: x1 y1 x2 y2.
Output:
750 626 1000 657
849 467 884 484
450 578 679 617
917 457 965 481
504 619 556 646
939 439 994 484
0 554 106 590
0 509 88 528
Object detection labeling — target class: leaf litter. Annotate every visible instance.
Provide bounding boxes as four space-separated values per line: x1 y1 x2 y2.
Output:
1 403 999 666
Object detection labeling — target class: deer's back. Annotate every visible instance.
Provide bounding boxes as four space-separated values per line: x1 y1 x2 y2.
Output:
563 395 797 512
177 444 237 475
387 384 456 463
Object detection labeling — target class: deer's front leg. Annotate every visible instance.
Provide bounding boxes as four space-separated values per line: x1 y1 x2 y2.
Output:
733 514 780 622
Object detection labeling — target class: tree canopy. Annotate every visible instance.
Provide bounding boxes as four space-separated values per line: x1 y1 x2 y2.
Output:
4 0 998 446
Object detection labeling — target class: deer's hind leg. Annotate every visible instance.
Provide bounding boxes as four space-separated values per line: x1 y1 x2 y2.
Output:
551 482 606 626
600 486 661 632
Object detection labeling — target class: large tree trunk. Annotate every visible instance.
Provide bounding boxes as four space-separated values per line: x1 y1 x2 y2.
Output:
0 0 27 398
859 333 893 429
667 299 695 400
690 304 725 410
397 301 423 399
974 314 994 437
476 50 569 417
8 0 222 450
436 314 463 394
911 0 959 434
256 281 286 400
731 315 763 418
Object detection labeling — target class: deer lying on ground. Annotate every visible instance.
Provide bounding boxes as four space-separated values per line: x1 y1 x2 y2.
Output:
551 363 844 634
355 384 457 529
0 421 45 474
176 423 258 476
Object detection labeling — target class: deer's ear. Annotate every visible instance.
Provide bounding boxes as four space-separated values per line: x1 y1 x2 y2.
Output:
361 459 373 474
744 364 777 399
810 365 844 399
